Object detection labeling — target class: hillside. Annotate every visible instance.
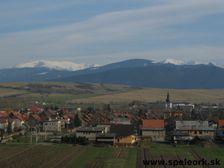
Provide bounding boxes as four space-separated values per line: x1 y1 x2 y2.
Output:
0 82 131 109
1 59 224 89
1 83 224 107
60 60 224 89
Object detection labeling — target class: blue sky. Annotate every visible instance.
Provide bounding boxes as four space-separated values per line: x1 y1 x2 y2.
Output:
0 0 224 68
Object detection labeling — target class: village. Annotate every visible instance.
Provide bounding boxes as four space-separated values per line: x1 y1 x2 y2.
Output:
0 92 223 147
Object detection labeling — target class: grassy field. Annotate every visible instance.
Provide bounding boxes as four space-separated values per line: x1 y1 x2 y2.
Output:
0 143 223 168
0 88 27 97
0 82 131 108
70 88 224 104
1 82 224 108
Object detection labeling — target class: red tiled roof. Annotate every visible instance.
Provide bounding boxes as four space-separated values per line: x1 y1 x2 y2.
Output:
0 111 8 118
11 112 24 121
0 118 8 124
22 114 29 121
63 115 69 120
142 119 165 128
30 106 41 113
31 114 41 122
218 120 224 128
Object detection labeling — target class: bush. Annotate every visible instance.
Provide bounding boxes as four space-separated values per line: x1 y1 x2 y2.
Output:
76 137 89 145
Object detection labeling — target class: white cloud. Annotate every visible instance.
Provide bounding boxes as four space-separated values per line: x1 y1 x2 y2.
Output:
0 0 224 67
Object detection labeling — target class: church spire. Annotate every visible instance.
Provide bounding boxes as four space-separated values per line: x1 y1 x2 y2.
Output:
166 91 170 103
165 91 172 110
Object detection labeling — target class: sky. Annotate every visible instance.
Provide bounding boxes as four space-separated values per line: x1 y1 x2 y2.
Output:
0 0 224 68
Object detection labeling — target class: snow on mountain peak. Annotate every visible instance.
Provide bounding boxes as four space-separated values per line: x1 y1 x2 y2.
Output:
156 59 222 67
15 60 98 71
160 58 185 65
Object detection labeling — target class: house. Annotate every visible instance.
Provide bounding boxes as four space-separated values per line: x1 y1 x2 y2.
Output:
0 111 9 133
81 112 111 126
110 118 131 125
172 130 194 142
28 114 42 130
0 111 8 118
29 106 42 114
172 103 195 112
218 120 224 128
111 112 135 125
174 120 216 141
216 120 224 141
0 118 8 133
141 119 166 142
43 120 62 132
96 133 116 145
97 125 110 133
163 111 183 120
10 112 26 131
76 126 106 141
110 124 137 145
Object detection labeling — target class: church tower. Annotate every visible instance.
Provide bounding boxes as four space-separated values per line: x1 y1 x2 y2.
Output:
166 92 170 104
165 91 172 109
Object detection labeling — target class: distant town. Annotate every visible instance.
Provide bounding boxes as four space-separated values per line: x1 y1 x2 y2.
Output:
0 92 224 146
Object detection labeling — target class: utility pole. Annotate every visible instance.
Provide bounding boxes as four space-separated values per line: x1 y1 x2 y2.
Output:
30 127 32 144
35 127 38 144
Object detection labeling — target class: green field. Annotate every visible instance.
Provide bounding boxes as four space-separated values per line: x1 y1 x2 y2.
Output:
0 144 137 168
0 143 223 168
139 143 224 168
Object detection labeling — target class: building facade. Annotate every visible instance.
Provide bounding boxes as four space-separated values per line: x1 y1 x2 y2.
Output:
141 119 166 142
43 120 62 132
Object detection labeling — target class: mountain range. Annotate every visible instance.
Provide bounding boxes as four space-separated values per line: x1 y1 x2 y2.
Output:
0 59 224 89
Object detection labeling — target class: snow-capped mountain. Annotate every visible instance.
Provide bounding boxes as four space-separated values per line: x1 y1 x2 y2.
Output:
159 58 185 65
15 60 98 71
157 59 220 67
1 59 224 88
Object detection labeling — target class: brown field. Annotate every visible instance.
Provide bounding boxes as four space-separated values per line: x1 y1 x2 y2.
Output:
0 88 27 97
0 144 136 168
1 82 224 105
0 143 223 168
69 88 224 104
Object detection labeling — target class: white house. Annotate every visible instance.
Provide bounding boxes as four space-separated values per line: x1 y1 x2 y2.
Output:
43 120 62 132
76 127 106 141
175 120 216 140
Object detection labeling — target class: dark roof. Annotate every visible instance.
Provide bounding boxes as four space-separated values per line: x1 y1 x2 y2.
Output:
96 133 116 138
77 127 104 132
142 128 165 131
110 124 136 137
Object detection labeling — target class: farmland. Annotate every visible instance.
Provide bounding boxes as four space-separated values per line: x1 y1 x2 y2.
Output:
1 83 224 109
137 143 224 168
0 82 131 109
0 144 137 168
0 143 223 168
70 88 224 104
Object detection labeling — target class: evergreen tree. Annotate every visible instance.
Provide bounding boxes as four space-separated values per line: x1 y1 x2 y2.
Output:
74 114 81 127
